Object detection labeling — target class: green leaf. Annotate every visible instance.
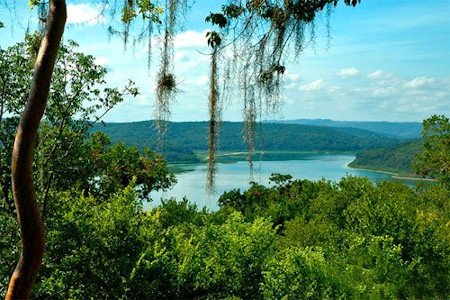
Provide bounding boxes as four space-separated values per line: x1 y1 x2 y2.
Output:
28 0 40 8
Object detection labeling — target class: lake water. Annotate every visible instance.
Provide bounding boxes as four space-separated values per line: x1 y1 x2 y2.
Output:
150 154 403 211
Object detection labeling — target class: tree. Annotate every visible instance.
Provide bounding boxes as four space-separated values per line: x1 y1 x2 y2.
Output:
3 0 362 296
0 39 139 216
414 115 450 187
5 0 66 297
0 41 177 297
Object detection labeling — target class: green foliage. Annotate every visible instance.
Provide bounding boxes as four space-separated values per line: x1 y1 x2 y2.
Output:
0 40 144 211
349 139 422 175
351 115 450 181
220 176 450 298
0 209 19 294
120 0 163 23
90 133 175 197
205 13 228 28
128 211 276 299
28 0 40 8
36 184 151 298
0 41 176 297
414 115 450 187
278 119 422 139
38 131 176 201
0 42 32 114
1 170 449 298
91 121 402 163
206 31 222 48
262 247 352 299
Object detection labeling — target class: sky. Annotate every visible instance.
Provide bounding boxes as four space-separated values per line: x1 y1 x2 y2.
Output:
1 0 449 123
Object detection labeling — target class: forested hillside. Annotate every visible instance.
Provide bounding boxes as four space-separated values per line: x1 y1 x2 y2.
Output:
91 121 401 162
349 139 422 175
270 119 422 138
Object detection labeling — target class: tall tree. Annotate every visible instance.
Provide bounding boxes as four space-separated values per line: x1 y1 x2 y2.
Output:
6 0 66 298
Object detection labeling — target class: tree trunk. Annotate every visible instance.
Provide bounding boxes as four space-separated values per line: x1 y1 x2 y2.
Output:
6 0 66 298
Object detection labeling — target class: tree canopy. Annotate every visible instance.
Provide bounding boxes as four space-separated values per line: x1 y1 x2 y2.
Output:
0 36 177 297
414 115 450 187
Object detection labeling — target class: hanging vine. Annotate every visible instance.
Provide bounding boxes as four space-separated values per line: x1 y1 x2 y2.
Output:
154 0 187 149
202 0 361 186
206 35 222 193
107 0 361 190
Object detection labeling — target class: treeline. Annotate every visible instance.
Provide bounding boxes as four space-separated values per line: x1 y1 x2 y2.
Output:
1 175 448 298
349 139 422 175
270 119 422 138
92 121 402 163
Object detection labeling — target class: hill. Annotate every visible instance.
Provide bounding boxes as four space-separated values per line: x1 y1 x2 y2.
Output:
269 119 422 138
91 121 402 163
349 139 423 175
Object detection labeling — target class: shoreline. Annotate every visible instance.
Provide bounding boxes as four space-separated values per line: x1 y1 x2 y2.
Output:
347 164 436 182
347 164 398 176
391 175 436 182
172 156 437 182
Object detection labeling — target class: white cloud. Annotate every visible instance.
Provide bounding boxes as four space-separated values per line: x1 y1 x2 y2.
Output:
184 75 209 87
367 69 392 80
67 3 105 25
371 86 396 97
94 56 108 66
404 76 435 88
299 79 324 91
336 67 359 78
174 30 209 48
135 93 152 106
281 71 449 122
285 71 300 82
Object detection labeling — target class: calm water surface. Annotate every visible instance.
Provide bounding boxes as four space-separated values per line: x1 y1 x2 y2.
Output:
150 154 398 210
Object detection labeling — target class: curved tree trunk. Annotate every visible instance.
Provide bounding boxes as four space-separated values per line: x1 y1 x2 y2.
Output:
6 0 66 298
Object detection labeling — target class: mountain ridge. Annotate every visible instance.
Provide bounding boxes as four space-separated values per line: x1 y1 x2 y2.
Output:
91 120 403 163
266 118 422 138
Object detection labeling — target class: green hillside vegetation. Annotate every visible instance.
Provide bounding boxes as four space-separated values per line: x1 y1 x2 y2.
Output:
2 174 448 298
271 119 422 138
349 139 422 175
91 121 401 163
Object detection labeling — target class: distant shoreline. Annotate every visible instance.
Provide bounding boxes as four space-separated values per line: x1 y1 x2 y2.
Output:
391 175 436 182
347 164 436 182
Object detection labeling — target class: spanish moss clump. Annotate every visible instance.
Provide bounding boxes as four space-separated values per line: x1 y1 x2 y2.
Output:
157 73 177 91
206 47 222 193
202 0 362 185
154 70 177 145
109 0 360 189
243 83 256 179
154 0 187 148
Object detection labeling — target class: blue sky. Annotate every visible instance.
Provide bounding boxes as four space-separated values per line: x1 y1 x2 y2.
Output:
1 0 449 122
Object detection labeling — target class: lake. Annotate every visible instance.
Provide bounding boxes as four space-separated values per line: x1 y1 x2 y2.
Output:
149 153 406 210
